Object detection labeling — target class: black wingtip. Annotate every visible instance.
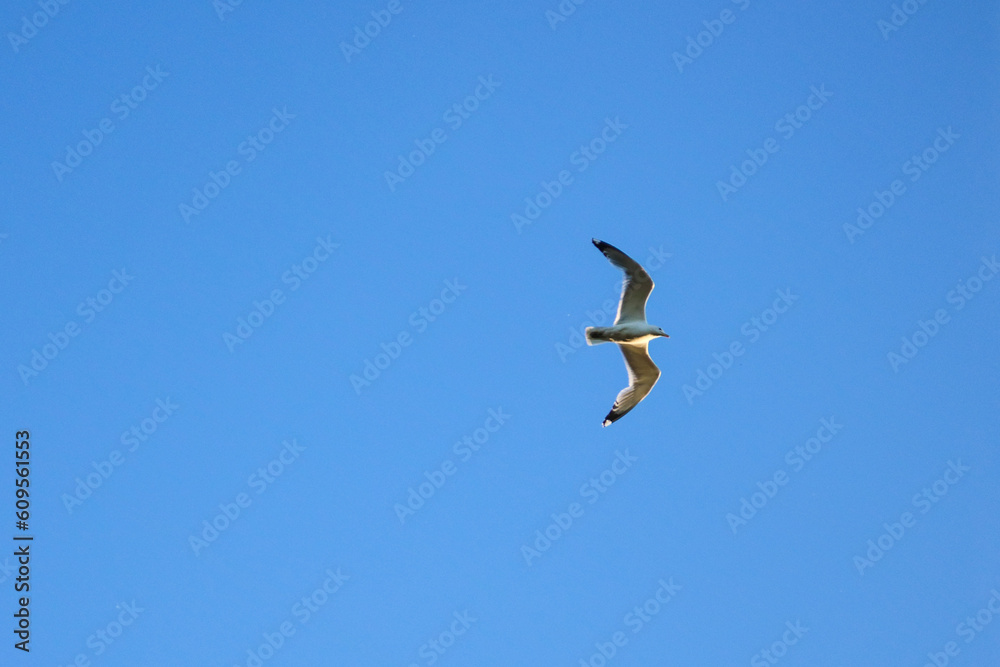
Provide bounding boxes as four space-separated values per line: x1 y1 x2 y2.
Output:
592 238 609 251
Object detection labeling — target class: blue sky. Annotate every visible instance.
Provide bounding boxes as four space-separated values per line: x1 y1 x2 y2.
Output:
2 1 999 665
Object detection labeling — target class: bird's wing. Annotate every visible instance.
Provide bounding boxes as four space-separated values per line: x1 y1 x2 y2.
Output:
602 343 661 427
592 239 654 324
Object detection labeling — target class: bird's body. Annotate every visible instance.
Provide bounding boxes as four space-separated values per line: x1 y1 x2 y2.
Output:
586 239 669 427
586 321 664 346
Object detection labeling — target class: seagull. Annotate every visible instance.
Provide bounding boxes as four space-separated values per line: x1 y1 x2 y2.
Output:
586 239 669 427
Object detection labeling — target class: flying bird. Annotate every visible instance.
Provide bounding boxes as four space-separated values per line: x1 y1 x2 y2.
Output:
586 239 669 427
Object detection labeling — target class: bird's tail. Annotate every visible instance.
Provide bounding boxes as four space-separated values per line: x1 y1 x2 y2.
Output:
585 327 613 345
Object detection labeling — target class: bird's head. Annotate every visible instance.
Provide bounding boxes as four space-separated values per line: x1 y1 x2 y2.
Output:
657 328 670 338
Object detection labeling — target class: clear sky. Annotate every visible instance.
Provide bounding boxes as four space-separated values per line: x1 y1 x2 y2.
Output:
2 1 999 665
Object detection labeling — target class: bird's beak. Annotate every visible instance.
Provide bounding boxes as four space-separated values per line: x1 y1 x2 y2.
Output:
660 333 670 338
